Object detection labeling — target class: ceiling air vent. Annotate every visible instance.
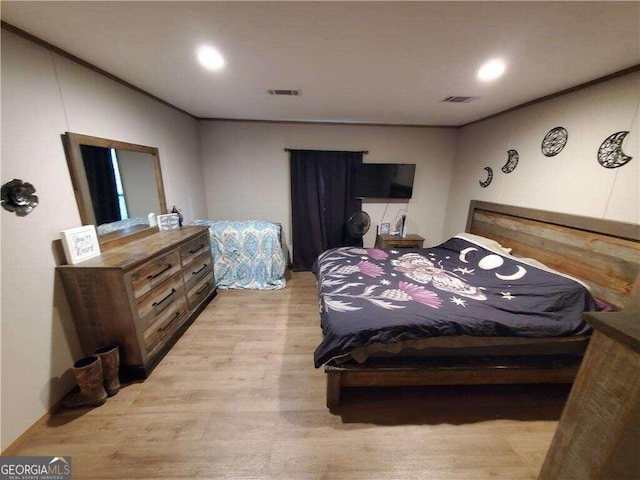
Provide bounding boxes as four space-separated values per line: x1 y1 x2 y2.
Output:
268 89 301 96
440 96 479 103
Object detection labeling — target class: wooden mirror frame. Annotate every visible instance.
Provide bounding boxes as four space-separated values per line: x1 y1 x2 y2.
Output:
62 132 167 247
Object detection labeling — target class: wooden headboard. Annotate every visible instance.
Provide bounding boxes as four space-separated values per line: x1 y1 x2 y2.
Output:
465 200 640 310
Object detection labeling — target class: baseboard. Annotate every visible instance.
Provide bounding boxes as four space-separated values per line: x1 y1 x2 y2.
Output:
1 399 63 456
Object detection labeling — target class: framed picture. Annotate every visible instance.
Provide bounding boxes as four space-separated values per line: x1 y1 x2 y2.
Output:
378 222 390 235
157 213 180 231
60 225 101 264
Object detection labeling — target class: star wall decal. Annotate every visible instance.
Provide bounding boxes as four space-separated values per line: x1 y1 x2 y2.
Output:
450 296 467 307
501 292 515 300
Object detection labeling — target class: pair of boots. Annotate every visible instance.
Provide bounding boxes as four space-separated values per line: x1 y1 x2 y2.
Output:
62 345 121 409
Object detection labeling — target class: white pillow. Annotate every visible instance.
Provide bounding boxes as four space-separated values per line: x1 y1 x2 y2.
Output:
454 232 513 254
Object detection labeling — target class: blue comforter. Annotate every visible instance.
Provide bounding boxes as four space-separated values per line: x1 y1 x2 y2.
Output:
194 220 286 290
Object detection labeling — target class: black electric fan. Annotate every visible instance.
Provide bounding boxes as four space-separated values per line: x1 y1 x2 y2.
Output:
346 211 371 238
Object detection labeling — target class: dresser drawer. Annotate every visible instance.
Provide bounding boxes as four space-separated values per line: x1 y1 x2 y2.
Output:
186 274 215 309
180 233 210 268
183 251 213 292
136 271 185 329
130 250 181 299
143 296 188 357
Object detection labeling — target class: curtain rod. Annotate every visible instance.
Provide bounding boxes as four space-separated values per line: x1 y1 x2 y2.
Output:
284 148 369 154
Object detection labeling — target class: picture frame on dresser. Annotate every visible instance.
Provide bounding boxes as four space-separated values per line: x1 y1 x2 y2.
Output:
60 225 101 264
157 213 180 231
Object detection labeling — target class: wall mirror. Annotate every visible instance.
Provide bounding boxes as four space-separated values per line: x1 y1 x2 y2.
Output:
62 132 167 245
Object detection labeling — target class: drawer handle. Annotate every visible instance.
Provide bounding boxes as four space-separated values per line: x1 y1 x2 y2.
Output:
147 264 172 280
195 282 210 295
192 263 208 276
152 288 176 307
158 311 180 333
188 244 205 254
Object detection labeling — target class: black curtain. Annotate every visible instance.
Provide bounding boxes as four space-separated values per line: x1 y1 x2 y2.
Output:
80 145 121 225
290 149 363 271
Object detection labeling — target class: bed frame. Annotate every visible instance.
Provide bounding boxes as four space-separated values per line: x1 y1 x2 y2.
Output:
325 200 640 408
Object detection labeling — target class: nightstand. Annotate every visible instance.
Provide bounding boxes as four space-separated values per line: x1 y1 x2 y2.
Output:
375 234 425 249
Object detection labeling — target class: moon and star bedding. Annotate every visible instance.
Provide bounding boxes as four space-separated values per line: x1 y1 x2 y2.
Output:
313 233 596 368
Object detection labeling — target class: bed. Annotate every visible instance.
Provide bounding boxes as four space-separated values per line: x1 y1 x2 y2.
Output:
315 200 640 408
193 219 286 290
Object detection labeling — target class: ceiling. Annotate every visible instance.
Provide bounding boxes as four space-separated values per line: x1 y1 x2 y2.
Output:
2 1 639 126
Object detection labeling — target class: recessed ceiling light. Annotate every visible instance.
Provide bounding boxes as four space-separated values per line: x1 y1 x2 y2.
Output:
197 45 225 71
477 59 506 81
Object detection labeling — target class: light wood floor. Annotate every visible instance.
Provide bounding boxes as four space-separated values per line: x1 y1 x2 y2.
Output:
10 272 568 479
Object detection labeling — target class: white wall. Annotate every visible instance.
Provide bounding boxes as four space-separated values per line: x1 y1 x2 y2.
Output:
0 30 206 450
444 72 640 237
199 121 458 253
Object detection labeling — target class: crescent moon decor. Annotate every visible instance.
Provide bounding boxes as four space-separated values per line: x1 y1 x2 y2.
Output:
597 131 633 169
479 167 493 188
459 247 478 264
541 127 568 157
496 265 527 281
501 149 519 174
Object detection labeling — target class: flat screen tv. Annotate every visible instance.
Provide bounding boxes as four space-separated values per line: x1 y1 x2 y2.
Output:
353 163 416 199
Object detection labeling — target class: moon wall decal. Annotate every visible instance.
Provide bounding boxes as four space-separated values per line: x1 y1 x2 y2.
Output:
501 149 519 173
597 131 633 169
479 167 493 188
459 247 478 263
478 254 504 270
541 127 568 157
496 265 527 281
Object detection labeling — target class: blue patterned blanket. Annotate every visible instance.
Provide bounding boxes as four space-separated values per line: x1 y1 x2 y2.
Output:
193 220 286 290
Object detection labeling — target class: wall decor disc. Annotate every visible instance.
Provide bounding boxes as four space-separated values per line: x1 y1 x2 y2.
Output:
597 131 633 169
541 127 568 157
501 149 519 173
479 167 493 188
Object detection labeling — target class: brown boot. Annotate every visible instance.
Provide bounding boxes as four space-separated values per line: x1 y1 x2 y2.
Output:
94 345 121 396
62 356 108 408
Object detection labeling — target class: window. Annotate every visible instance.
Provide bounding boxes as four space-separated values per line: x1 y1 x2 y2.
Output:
110 148 129 219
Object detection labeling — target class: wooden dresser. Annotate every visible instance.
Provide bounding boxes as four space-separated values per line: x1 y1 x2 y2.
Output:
539 310 640 479
375 233 425 249
57 226 216 377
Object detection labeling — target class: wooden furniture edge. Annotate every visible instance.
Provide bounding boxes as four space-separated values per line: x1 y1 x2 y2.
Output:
583 311 640 353
325 357 581 409
466 200 640 241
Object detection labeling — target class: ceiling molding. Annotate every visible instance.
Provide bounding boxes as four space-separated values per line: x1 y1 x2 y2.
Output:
461 64 640 128
3 21 638 130
198 117 452 129
1 21 197 120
